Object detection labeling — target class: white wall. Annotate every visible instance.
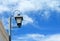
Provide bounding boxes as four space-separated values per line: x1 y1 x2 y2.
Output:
0 20 9 41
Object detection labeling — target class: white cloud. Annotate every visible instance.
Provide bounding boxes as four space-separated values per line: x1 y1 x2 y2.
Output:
0 0 60 20
12 34 45 41
40 10 51 20
0 5 9 13
22 15 33 25
0 0 60 12
0 0 60 17
44 34 60 41
16 0 60 12
12 34 60 41
46 0 60 12
0 0 60 29
17 1 36 12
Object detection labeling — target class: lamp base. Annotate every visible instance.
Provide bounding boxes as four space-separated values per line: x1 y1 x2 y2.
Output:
17 23 21 27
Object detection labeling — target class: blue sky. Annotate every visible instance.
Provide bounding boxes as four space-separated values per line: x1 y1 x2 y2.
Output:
0 0 60 41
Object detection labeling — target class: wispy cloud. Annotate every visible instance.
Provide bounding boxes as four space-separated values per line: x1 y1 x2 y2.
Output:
0 0 60 12
0 5 9 13
22 15 33 25
40 10 51 20
0 0 60 19
44 34 60 41
12 34 60 41
12 34 45 41
0 0 60 29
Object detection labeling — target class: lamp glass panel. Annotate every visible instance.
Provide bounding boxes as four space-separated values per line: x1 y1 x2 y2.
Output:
16 18 22 23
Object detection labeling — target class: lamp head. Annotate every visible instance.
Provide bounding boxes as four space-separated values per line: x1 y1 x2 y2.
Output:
15 14 23 27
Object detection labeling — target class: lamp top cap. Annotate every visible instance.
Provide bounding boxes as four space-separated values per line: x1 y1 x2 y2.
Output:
18 14 20 16
15 14 23 20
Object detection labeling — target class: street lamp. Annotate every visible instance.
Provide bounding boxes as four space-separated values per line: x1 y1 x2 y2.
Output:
15 14 23 27
9 10 23 41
